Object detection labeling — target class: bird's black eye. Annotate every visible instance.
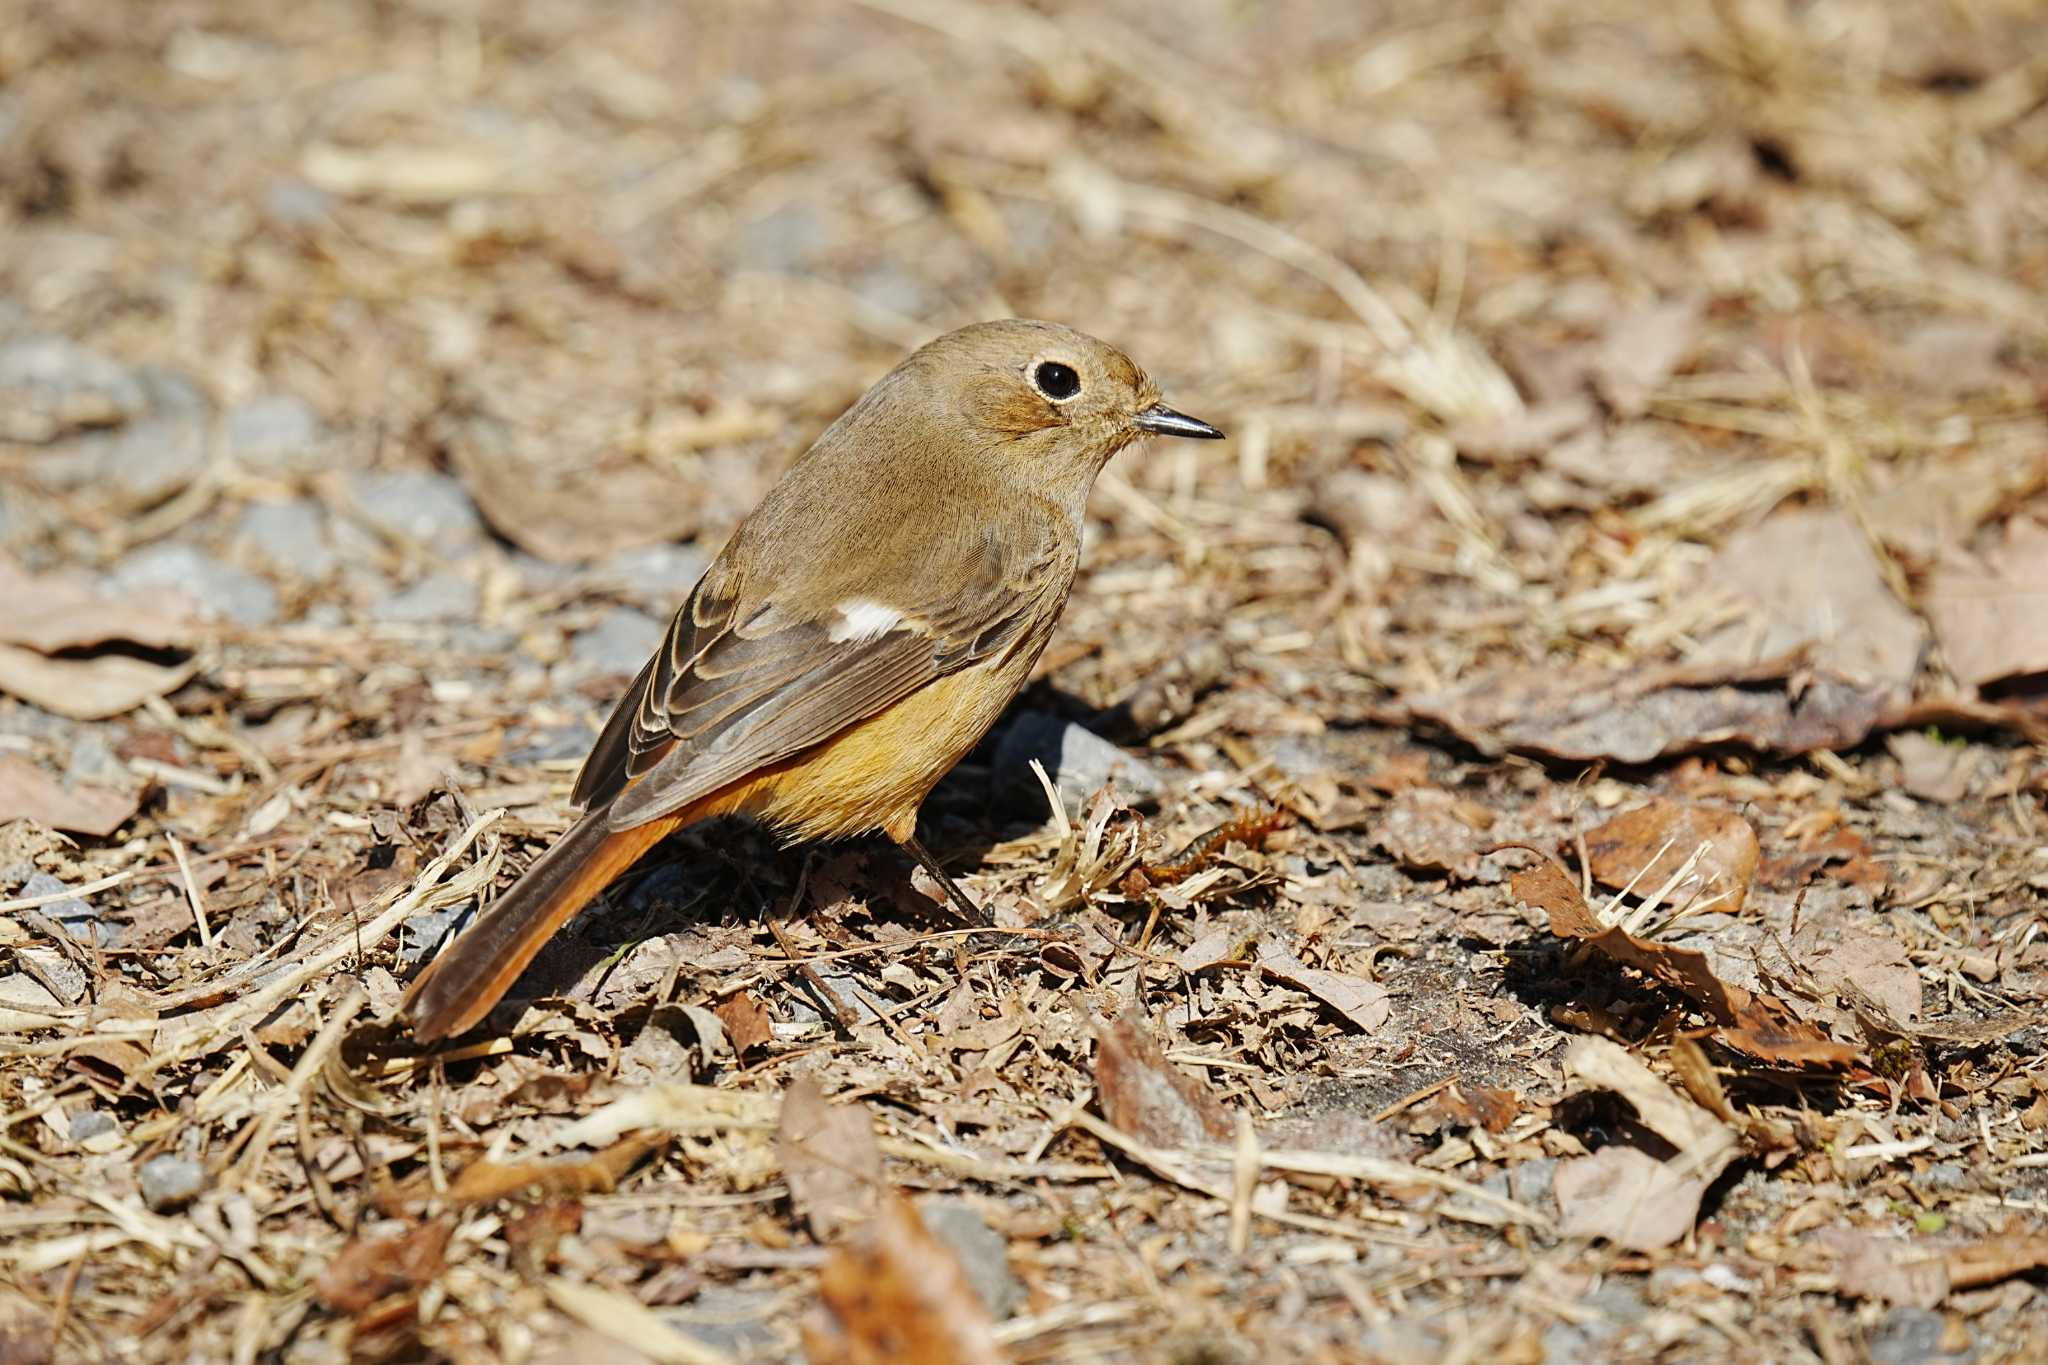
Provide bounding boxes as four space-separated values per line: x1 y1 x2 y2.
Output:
1032 360 1081 401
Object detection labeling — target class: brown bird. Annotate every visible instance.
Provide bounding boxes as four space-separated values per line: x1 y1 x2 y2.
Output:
404 319 1222 1040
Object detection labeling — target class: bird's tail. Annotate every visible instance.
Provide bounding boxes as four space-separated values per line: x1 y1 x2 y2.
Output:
402 808 680 1041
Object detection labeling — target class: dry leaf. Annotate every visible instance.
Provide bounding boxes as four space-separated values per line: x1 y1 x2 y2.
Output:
1591 295 1701 416
1565 1036 1736 1159
0 755 140 837
444 1131 668 1205
314 1218 453 1314
1820 1228 1951 1309
803 1194 1006 1365
1583 798 1759 915
1405 657 1894 763
1926 516 2048 690
1373 787 1489 878
1888 731 1981 803
1514 859 1855 1068
0 557 201 720
778 1076 881 1243
1947 1233 2048 1292
1094 1014 1232 1148
1256 937 1392 1034
0 645 200 723
1800 928 1923 1028
1555 1145 1714 1251
713 990 774 1057
439 406 704 563
1700 509 1926 693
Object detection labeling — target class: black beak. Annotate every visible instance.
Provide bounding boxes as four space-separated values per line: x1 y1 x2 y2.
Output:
1133 402 1224 440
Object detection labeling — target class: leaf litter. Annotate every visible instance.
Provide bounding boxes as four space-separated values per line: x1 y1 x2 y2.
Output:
3 1 2048 1360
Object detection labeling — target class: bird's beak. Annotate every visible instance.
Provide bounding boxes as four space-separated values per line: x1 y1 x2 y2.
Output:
1133 402 1224 440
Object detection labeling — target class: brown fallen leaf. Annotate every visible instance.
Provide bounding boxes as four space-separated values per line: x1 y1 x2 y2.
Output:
1818 1228 1951 1309
714 989 774 1057
1256 937 1392 1034
1373 787 1490 878
1556 1144 1714 1252
1946 1232 2048 1293
1404 656 1894 763
438 405 706 563
802 1194 1006 1365
443 1130 668 1205
1800 927 1923 1029
1584 798 1759 915
778 1076 882 1243
0 557 201 720
1094 1014 1233 1149
1926 516 2048 691
314 1218 454 1314
1513 858 1855 1068
1888 731 1982 803
1698 509 1925 694
1591 295 1701 417
0 754 141 837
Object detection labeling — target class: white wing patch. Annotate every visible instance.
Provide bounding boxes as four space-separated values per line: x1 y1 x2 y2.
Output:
826 598 903 643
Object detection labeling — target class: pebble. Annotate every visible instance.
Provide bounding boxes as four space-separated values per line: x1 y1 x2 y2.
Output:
570 606 664 675
348 469 483 551
399 906 471 969
504 722 596 766
0 334 149 441
43 413 210 504
112 542 280 627
370 571 478 624
731 202 823 274
9 873 99 945
137 1154 207 1212
1870 1307 1966 1365
226 393 322 472
69 1110 117 1142
917 1198 1023 1319
992 710 1167 818
236 498 336 577
599 542 706 605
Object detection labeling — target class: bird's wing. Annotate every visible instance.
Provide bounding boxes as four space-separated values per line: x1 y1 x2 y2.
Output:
573 508 1072 831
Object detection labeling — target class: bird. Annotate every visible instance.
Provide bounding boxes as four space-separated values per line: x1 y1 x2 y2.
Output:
403 319 1223 1041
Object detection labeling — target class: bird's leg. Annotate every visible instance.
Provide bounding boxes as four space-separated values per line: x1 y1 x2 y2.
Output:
901 833 993 928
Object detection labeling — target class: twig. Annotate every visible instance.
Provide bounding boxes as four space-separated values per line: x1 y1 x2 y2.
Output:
167 834 214 951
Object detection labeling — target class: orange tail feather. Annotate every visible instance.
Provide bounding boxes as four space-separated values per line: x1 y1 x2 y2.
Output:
403 809 681 1041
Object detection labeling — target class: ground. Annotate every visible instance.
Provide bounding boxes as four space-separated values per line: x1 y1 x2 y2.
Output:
3 1 2048 1361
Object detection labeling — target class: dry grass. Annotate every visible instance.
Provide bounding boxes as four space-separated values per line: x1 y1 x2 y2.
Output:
3 0 2048 1360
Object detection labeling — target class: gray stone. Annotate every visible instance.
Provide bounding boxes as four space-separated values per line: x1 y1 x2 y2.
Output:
44 413 209 503
112 542 280 627
69 1109 117 1142
137 1154 206 1211
62 730 130 788
1870 1306 1966 1365
370 571 478 624
599 542 705 604
263 178 331 227
348 469 482 550
660 1287 781 1355
571 607 664 675
992 710 1167 817
731 202 823 274
0 335 149 442
226 394 321 470
400 906 472 969
235 498 335 577
917 1198 1023 1319
504 722 595 766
